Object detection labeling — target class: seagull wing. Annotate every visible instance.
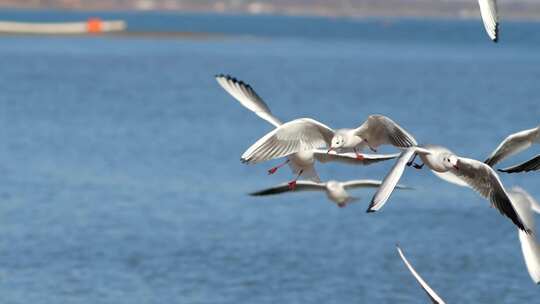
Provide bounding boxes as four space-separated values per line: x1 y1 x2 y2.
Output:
396 246 446 304
508 187 540 284
355 115 417 149
453 157 530 232
342 179 410 190
313 149 400 165
366 147 428 212
430 171 470 187
478 0 499 42
241 118 334 164
249 181 325 196
216 74 282 127
498 154 540 174
484 127 539 166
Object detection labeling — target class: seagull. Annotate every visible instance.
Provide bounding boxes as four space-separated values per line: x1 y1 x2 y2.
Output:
250 179 409 208
508 187 540 284
396 245 446 304
240 114 416 166
484 125 540 172
216 74 400 189
477 0 499 42
499 155 540 174
366 145 530 232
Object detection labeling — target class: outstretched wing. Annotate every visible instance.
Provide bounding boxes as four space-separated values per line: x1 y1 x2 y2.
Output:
215 74 282 127
397 246 446 304
478 0 499 42
249 181 325 196
366 147 426 213
453 157 530 232
313 149 400 165
508 187 540 284
355 115 417 149
241 118 334 164
498 154 540 174
484 127 539 166
342 179 411 190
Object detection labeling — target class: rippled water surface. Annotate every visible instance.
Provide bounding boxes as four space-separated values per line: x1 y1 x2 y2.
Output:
0 10 538 303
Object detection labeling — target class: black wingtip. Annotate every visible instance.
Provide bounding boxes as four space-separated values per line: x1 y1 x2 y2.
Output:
366 208 376 213
493 23 499 43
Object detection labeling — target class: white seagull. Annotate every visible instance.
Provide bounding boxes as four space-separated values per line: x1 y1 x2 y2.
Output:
366 145 530 232
397 245 446 304
508 187 540 284
216 74 400 189
484 125 540 173
477 0 499 42
250 179 409 208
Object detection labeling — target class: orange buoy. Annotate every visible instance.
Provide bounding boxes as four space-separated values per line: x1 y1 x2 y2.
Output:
86 18 102 33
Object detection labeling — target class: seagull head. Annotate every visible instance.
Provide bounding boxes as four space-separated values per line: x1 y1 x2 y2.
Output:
443 154 459 170
329 134 345 152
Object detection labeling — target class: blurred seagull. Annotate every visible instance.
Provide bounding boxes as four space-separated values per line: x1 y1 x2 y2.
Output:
366 145 530 232
250 179 409 208
478 0 499 42
508 187 540 284
484 125 540 173
216 74 400 189
396 245 446 304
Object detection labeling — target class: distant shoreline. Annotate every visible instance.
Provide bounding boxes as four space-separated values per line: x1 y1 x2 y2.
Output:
2 5 540 22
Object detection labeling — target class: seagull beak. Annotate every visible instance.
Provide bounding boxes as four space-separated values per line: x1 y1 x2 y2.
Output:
327 147 333 154
453 164 459 170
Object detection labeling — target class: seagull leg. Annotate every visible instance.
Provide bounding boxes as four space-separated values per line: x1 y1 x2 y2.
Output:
288 170 303 190
406 154 424 169
354 148 365 160
412 163 424 170
268 159 290 175
406 154 418 167
364 139 377 152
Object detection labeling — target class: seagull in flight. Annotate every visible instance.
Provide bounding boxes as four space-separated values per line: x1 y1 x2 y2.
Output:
216 74 401 189
367 145 531 233
250 179 409 208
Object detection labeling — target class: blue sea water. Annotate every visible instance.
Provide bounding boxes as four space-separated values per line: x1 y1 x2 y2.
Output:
0 9 538 303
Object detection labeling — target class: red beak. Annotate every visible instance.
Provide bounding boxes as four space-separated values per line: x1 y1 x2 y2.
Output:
327 148 333 153
453 164 459 170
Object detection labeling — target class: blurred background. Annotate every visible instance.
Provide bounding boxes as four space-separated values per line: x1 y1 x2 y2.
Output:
0 1 539 303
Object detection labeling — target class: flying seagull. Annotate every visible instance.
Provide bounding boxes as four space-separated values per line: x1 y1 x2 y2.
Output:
216 74 401 189
250 179 409 208
366 145 530 232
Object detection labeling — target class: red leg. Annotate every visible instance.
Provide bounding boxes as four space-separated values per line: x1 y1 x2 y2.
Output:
354 148 365 160
288 170 303 190
268 159 290 175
